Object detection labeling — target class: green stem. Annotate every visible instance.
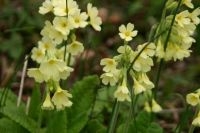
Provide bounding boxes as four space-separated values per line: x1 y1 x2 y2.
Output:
153 0 182 94
67 53 71 66
108 100 120 133
127 28 169 73
189 105 200 133
0 88 7 107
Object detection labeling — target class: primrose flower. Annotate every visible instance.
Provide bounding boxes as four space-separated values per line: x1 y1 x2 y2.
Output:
100 58 117 72
69 11 88 28
182 0 194 9
31 47 45 63
137 43 156 58
66 40 84 55
119 23 138 42
27 68 46 83
114 81 131 102
144 99 162 113
59 66 74 80
175 10 190 27
100 72 119 86
138 73 154 90
42 93 54 110
186 93 200 106
52 86 73 110
41 21 67 45
39 0 53 15
192 112 200 127
132 54 154 72
190 8 200 25
87 3 102 31
39 59 70 81
133 77 146 95
38 38 56 53
53 17 73 35
117 45 133 55
52 0 79 16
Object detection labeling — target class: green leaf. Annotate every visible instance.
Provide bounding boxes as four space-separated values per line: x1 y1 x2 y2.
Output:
0 89 25 108
0 105 38 133
67 75 100 133
28 86 41 120
82 119 106 133
0 33 23 59
46 111 67 133
146 122 163 133
0 118 28 133
117 112 163 133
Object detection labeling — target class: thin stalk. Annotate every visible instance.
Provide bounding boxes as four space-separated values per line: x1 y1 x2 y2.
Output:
153 0 182 94
2 87 9 106
108 100 120 133
189 105 200 133
17 55 28 107
25 96 31 115
174 105 189 133
127 28 169 73
67 53 71 66
0 88 7 107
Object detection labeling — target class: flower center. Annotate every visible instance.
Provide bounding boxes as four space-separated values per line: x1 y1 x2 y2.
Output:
125 31 130 37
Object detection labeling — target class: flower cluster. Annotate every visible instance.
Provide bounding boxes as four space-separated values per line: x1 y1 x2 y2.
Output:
156 1 200 61
28 0 102 110
186 89 200 127
100 23 156 103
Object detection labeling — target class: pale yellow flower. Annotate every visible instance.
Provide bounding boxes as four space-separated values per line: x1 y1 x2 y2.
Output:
144 99 162 113
132 54 154 72
183 0 194 9
137 42 156 58
42 93 54 110
133 77 146 95
38 37 56 53
186 93 200 106
192 111 200 127
66 40 84 55
39 0 53 15
138 73 154 90
190 8 200 25
114 84 131 102
41 21 67 44
53 17 73 35
39 59 68 81
165 42 191 61
100 72 119 86
55 48 75 65
31 47 45 63
52 0 79 16
175 10 190 27
87 3 102 31
27 68 46 83
100 58 117 72
192 116 200 127
117 45 133 54
152 100 162 113
69 11 88 28
52 87 72 110
119 23 138 42
59 66 74 80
